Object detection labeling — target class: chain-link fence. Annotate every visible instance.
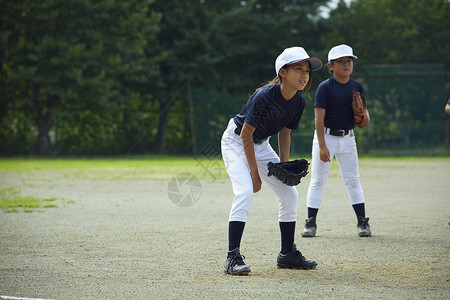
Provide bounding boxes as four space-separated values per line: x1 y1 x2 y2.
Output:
191 64 449 156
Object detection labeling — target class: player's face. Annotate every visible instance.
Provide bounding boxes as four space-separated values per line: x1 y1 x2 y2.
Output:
329 56 354 78
283 61 311 91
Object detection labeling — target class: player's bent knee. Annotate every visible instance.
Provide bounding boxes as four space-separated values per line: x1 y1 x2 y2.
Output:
344 177 362 190
309 178 327 189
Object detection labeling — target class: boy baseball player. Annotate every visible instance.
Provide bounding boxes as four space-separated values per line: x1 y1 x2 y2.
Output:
301 44 371 238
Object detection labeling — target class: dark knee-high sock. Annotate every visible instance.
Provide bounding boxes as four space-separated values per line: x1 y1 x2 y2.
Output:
279 221 296 254
308 207 319 219
228 221 245 251
352 203 365 218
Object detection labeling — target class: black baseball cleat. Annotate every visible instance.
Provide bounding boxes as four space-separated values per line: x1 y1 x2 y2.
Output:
224 247 251 275
277 243 318 270
301 217 317 237
357 216 371 237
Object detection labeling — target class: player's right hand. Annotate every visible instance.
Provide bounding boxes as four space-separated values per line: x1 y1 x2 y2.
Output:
319 146 331 162
251 171 262 193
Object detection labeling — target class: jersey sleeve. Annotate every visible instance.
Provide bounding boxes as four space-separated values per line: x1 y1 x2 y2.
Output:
314 80 328 110
243 89 270 128
355 81 366 106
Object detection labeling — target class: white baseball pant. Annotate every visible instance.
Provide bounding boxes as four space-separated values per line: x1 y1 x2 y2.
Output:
221 119 298 223
306 129 365 209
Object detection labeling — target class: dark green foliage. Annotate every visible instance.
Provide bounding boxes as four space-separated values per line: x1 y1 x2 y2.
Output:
0 0 161 155
0 0 449 156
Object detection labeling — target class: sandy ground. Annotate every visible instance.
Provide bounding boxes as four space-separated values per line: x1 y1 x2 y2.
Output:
0 159 449 300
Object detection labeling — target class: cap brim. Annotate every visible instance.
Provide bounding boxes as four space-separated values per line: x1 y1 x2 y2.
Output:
329 55 358 62
285 57 323 71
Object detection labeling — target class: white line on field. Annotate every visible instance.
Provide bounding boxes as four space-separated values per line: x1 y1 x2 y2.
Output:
0 296 53 300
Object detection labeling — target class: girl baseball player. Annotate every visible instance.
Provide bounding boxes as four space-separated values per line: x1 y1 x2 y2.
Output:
221 47 322 275
301 44 371 238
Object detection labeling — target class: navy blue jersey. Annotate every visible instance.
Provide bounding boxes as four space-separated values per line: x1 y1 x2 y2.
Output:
234 84 305 142
315 77 365 130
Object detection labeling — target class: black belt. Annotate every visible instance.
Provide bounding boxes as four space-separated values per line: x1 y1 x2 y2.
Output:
234 126 266 144
327 128 351 137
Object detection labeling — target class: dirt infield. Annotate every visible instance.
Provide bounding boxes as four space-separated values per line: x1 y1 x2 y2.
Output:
0 159 449 299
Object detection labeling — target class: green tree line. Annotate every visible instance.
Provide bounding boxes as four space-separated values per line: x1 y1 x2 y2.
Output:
1 0 449 156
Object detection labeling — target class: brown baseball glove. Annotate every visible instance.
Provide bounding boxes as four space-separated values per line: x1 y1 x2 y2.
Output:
352 91 370 128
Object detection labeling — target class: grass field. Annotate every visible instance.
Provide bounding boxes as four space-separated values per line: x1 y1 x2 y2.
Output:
0 157 449 299
0 155 447 176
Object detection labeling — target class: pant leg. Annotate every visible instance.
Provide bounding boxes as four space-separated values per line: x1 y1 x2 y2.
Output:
254 140 299 222
221 119 254 222
306 130 338 209
335 133 365 205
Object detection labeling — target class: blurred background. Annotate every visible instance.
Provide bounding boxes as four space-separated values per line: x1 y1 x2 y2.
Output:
1 0 449 156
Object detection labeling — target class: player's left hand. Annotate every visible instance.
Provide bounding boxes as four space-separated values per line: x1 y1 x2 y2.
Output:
352 91 370 128
267 159 309 186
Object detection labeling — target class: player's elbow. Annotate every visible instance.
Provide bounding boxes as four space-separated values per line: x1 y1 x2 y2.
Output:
445 104 450 115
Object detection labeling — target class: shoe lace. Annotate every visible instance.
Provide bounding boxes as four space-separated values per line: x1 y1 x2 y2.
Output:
305 218 316 227
229 255 245 268
293 250 305 261
359 218 369 229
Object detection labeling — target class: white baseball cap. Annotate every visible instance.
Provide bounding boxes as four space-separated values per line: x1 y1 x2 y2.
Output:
328 44 358 62
275 47 323 75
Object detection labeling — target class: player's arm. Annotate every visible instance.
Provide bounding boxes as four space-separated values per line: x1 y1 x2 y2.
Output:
278 127 291 163
315 107 330 162
445 103 450 114
365 108 371 124
241 122 262 193
361 92 370 125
